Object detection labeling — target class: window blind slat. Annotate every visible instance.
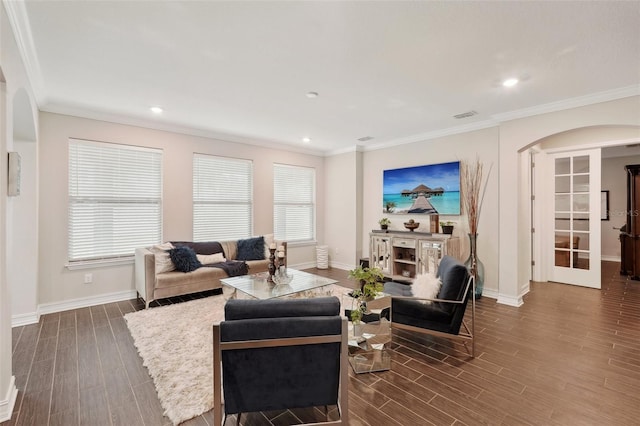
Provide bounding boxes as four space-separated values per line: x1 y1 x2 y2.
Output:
273 164 315 242
68 139 162 262
193 154 253 241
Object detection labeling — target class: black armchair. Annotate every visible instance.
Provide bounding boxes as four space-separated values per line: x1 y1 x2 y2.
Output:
384 255 475 357
212 296 349 425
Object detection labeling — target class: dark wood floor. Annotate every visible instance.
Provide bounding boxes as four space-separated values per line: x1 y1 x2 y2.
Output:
3 261 640 426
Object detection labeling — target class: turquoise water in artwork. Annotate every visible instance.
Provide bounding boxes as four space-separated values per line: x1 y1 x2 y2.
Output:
383 191 460 215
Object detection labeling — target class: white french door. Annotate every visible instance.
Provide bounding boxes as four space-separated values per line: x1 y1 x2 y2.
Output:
548 149 601 288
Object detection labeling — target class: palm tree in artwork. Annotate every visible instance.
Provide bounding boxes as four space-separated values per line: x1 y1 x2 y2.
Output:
385 201 396 213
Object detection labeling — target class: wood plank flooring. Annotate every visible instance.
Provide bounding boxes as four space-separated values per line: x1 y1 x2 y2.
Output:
2 261 640 425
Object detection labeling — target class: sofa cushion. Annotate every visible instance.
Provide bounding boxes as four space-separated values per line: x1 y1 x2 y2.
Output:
197 252 226 265
169 246 202 272
150 242 175 274
172 241 224 256
412 272 442 304
237 236 265 261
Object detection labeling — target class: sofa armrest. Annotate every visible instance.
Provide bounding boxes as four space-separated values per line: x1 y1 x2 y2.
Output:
135 247 156 308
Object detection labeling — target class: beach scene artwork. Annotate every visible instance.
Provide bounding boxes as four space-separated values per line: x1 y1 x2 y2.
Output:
383 161 461 215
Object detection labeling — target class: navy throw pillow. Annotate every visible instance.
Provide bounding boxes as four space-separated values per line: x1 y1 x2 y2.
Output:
236 236 265 261
168 246 202 272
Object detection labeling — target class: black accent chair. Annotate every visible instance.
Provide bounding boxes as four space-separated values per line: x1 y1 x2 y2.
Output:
212 297 349 425
384 255 476 357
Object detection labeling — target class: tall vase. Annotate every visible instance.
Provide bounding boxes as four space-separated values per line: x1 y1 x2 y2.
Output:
464 233 485 299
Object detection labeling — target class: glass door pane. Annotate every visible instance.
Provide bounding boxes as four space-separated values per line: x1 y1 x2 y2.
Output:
554 156 590 270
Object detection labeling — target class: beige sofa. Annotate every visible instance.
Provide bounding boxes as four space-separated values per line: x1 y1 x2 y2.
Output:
135 237 286 308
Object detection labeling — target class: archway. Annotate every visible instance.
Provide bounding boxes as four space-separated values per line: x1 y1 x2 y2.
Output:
8 88 38 325
521 125 640 292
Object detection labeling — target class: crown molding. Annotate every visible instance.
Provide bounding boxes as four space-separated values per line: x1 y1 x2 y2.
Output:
360 119 499 152
345 85 639 155
491 85 640 123
3 0 46 105
40 103 328 157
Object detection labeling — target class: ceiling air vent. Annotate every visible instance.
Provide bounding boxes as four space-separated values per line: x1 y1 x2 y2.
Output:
357 136 374 142
453 110 478 119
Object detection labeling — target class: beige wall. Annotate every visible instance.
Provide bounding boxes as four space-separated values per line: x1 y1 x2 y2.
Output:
37 112 325 306
359 127 500 296
324 151 362 269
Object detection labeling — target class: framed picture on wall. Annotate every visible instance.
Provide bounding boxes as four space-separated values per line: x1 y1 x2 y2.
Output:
382 161 461 215
601 190 609 221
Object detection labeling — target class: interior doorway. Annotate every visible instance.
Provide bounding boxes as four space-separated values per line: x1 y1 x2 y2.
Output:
530 133 640 289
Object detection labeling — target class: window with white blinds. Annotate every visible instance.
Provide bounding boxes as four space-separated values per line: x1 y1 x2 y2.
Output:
273 164 315 242
193 154 253 241
68 139 162 263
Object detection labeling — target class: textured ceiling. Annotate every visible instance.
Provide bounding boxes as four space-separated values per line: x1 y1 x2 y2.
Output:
6 1 640 154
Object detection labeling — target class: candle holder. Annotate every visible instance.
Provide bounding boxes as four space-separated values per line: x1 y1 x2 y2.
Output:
268 248 277 282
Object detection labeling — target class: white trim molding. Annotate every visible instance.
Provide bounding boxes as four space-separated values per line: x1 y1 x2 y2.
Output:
11 311 39 328
0 376 17 423
497 293 525 307
480 288 499 300
12 290 138 327
2 0 45 105
37 290 137 316
492 85 640 123
601 255 621 262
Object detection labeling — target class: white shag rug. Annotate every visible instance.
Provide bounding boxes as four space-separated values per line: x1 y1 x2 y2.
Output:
124 284 352 425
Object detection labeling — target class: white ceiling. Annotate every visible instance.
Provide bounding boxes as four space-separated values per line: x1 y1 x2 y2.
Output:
6 1 640 155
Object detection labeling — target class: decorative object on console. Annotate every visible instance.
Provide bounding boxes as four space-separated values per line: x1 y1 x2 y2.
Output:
440 221 454 234
430 214 439 232
379 217 391 230
404 219 419 232
461 157 491 299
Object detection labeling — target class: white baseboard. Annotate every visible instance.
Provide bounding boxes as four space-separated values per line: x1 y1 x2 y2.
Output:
480 288 499 300
289 261 319 270
497 293 524 307
327 262 354 271
11 311 39 327
0 376 17 423
11 290 137 327
37 290 137 316
601 255 621 262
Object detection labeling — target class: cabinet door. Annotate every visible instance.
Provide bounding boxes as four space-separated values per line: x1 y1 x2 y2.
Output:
370 235 392 274
417 240 442 274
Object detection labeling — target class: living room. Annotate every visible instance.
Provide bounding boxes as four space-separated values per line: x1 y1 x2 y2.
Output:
1 1 640 425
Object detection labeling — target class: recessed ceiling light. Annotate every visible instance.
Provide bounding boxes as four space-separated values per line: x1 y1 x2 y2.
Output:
302 137 311 143
502 78 519 88
306 92 319 98
150 106 163 114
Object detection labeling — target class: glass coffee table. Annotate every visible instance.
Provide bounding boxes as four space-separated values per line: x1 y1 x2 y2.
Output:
220 268 338 300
